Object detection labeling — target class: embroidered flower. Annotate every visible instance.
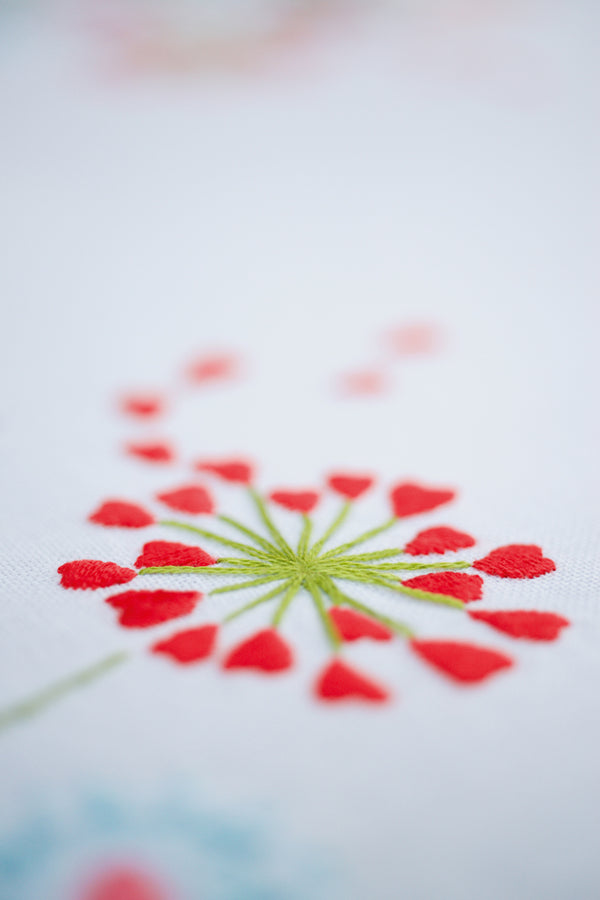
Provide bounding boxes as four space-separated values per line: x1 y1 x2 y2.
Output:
45 471 567 716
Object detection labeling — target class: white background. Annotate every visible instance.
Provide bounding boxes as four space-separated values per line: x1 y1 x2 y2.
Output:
1 2 599 898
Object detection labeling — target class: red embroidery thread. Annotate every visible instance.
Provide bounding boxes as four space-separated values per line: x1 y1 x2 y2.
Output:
195 459 254 484
106 590 201 628
468 610 569 641
135 541 216 569
390 482 455 518
327 473 374 500
405 526 476 556
89 500 155 528
223 629 293 673
329 607 393 642
58 560 137 590
411 640 513 684
152 625 218 664
402 571 484 603
269 490 320 514
315 660 390 702
156 485 214 515
126 442 175 464
473 544 556 579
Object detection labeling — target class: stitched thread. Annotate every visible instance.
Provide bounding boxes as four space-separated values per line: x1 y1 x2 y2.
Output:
0 476 566 729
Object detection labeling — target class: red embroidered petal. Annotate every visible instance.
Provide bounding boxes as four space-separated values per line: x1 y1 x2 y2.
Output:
125 442 175 464
58 560 137 590
155 485 214 515
390 482 455 518
106 589 200 628
269 490 319 514
411 639 513 683
404 526 476 556
402 572 483 602
473 544 556 579
340 370 386 396
120 393 164 418
327 473 374 500
135 541 216 569
314 659 389 702
152 625 218 664
195 459 254 484
187 353 238 383
468 610 569 641
388 323 439 355
222 628 293 673
82 866 166 900
89 500 155 528
329 607 393 642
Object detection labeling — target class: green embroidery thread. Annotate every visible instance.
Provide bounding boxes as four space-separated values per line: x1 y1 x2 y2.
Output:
0 489 473 732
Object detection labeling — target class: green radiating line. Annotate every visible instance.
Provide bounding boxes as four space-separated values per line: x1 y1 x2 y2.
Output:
319 517 397 559
159 520 272 560
308 500 351 557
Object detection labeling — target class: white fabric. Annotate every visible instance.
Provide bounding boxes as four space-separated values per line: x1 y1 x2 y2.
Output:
1 3 599 898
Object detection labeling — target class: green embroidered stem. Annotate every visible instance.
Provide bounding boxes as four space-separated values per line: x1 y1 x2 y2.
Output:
159 520 271 561
309 500 352 557
321 577 414 639
223 580 291 623
322 568 402 590
272 578 303 627
0 652 129 734
305 578 341 650
217 514 281 556
217 557 270 566
138 565 275 577
209 575 282 596
247 488 294 558
327 559 471 573
333 548 404 563
320 517 397 559
297 515 313 557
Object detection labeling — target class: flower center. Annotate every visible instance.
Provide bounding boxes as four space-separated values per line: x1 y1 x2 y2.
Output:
293 557 319 581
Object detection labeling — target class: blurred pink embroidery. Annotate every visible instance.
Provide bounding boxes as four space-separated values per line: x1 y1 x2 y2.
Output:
338 322 441 398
